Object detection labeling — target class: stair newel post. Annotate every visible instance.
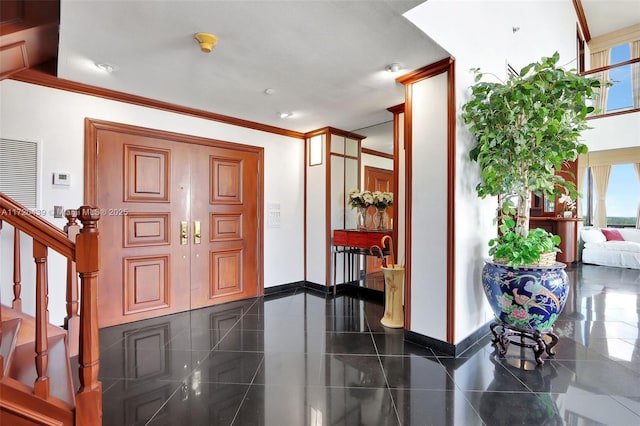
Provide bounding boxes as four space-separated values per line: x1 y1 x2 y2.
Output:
33 239 50 399
64 209 80 357
13 228 22 311
75 206 102 425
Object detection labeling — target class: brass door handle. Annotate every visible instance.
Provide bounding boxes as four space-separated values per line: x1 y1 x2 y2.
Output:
180 221 188 245
194 221 201 244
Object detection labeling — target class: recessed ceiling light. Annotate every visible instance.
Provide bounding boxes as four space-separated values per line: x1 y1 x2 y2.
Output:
279 112 293 119
95 62 117 73
386 63 401 73
264 88 276 95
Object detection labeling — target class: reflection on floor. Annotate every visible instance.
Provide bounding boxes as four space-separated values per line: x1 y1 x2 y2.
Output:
363 271 385 292
99 263 640 425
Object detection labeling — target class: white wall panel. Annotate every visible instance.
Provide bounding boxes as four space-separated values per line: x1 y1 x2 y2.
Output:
409 73 449 340
306 135 327 285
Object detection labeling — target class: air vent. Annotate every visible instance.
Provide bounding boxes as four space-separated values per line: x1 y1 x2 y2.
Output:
0 139 38 209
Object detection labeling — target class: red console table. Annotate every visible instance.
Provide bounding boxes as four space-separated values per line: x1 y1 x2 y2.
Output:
331 229 392 294
333 229 392 249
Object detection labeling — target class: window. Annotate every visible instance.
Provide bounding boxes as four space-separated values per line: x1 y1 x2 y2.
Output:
606 164 639 226
606 43 633 112
582 163 639 227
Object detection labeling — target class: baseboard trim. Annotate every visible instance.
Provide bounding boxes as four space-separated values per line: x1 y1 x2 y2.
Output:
263 281 384 303
264 281 303 296
404 321 492 357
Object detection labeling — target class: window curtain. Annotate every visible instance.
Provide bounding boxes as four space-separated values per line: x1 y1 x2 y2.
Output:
591 165 611 228
632 40 640 109
590 49 610 113
635 163 640 228
577 164 587 219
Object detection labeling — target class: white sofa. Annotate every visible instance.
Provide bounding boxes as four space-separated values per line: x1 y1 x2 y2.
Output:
580 227 640 269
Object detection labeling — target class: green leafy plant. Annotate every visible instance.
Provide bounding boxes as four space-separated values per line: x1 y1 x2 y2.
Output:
461 52 605 265
489 214 561 265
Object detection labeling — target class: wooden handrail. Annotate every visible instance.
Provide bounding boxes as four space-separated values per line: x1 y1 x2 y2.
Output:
0 193 74 260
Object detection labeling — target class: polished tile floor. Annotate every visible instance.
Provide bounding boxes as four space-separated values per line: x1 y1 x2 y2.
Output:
99 264 640 425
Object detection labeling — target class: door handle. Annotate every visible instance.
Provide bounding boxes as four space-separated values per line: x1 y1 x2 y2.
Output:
180 221 188 245
194 221 201 244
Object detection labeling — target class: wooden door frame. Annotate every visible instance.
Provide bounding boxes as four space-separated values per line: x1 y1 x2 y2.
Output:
83 118 264 296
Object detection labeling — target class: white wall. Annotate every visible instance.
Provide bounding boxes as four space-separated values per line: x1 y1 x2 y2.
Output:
409 73 449 340
0 79 305 325
583 112 640 152
360 153 393 180
405 0 581 343
306 135 327 285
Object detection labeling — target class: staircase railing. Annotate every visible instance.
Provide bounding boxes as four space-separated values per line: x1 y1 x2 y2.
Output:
0 192 102 425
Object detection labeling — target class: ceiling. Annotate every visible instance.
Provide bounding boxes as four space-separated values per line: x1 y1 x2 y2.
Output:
56 0 639 143
57 0 446 135
581 0 640 39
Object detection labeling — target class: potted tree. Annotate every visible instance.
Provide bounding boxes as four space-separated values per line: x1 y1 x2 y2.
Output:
461 52 603 363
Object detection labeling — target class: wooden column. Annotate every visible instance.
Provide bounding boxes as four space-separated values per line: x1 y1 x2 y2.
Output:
75 206 102 425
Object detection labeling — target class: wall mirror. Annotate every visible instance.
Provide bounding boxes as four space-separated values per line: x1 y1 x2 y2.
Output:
349 119 395 292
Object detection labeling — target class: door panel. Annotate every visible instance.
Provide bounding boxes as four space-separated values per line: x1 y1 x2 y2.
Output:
96 127 260 327
124 145 171 202
190 144 259 309
97 130 191 328
123 255 170 315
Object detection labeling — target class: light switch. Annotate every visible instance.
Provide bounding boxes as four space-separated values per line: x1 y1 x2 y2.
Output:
53 205 64 218
267 203 280 228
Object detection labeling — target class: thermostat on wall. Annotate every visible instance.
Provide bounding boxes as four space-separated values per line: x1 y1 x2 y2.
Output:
53 172 71 186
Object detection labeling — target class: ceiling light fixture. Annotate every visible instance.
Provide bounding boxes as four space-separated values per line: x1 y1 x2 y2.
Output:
194 32 218 53
279 112 293 119
94 62 116 73
264 88 276 95
386 63 401 73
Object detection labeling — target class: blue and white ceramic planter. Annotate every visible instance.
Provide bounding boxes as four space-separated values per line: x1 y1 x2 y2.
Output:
482 260 569 332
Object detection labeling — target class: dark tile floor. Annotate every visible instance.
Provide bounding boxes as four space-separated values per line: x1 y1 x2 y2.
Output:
99 264 640 425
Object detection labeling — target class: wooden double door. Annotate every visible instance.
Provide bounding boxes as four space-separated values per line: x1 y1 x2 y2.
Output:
89 121 261 328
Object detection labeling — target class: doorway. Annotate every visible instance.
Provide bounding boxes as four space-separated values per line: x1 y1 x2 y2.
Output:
85 119 262 328
363 165 394 289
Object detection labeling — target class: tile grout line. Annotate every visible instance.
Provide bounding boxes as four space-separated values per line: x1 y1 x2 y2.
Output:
228 296 266 425
145 298 261 425
230 353 266 425
366 310 403 425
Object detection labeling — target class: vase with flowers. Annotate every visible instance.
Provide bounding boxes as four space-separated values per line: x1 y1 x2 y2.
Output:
348 189 393 230
558 193 576 218
371 191 393 229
